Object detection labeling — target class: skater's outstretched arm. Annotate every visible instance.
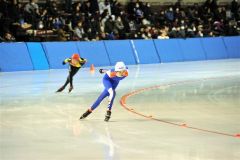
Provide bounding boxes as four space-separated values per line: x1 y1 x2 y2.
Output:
99 69 108 74
79 58 87 64
62 58 84 65
99 69 128 77
62 58 71 65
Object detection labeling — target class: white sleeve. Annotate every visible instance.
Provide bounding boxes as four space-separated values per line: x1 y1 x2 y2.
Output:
106 70 111 77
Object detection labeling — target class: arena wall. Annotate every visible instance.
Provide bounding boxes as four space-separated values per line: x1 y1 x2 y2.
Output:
0 36 239 72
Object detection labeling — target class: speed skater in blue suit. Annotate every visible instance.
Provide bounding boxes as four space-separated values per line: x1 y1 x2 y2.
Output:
80 61 129 121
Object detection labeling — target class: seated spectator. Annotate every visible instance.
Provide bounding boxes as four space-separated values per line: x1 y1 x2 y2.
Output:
99 32 108 40
186 23 197 37
226 6 233 20
0 35 4 42
85 28 96 41
24 0 40 29
150 27 159 39
111 0 122 17
179 25 186 38
87 16 101 36
231 0 239 19
126 0 136 16
4 32 16 42
114 16 124 33
89 0 99 14
157 26 169 39
106 32 116 40
104 16 114 34
213 20 224 35
99 0 111 15
81 0 91 15
158 10 167 25
128 20 137 33
165 7 174 22
134 3 144 23
45 0 58 17
143 2 152 19
44 16 54 30
52 16 64 29
226 20 239 36
73 21 85 41
196 29 204 37
24 0 39 15
204 0 211 9
142 18 151 26
56 26 68 41
65 0 72 13
175 0 182 9
175 7 182 20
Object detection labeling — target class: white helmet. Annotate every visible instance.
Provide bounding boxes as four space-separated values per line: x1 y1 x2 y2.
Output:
115 61 127 71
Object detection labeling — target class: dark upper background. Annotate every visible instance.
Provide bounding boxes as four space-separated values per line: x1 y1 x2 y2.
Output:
0 0 239 42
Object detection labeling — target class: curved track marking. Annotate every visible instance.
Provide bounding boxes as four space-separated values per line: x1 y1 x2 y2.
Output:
120 77 240 138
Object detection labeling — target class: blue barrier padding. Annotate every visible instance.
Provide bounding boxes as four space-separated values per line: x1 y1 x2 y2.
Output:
104 40 136 65
76 41 110 67
42 42 79 69
178 38 206 61
154 39 184 62
0 43 33 72
27 42 49 70
223 36 240 58
132 40 160 64
201 37 228 60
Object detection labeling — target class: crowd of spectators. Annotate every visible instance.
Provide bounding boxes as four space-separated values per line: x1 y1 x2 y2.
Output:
0 0 239 42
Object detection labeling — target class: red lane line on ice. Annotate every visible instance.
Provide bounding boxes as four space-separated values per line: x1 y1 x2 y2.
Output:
120 77 240 138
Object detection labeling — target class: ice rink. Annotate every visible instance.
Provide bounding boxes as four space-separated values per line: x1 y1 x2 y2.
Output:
0 59 240 160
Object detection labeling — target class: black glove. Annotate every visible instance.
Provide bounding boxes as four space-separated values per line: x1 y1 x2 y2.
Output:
99 69 104 74
62 61 66 65
80 58 86 65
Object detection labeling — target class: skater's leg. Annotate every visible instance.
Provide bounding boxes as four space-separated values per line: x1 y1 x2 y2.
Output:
90 90 109 110
69 69 77 87
64 75 71 87
80 79 112 120
104 82 119 121
68 67 79 93
107 88 116 110
104 88 116 122
107 81 118 110
80 90 109 119
90 78 114 110
56 74 70 92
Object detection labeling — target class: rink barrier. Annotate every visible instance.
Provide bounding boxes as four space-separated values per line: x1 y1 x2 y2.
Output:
26 42 49 70
154 38 184 62
223 36 240 58
42 42 79 69
178 38 206 61
104 40 137 65
0 42 33 72
200 37 228 60
0 36 239 72
76 41 111 67
131 40 161 64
